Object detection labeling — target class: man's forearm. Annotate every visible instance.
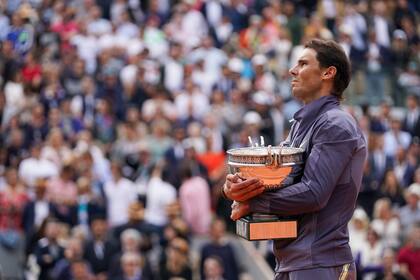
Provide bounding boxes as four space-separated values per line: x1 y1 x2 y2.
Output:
249 181 320 216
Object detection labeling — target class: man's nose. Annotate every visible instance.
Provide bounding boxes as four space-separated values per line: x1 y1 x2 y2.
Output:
289 65 297 76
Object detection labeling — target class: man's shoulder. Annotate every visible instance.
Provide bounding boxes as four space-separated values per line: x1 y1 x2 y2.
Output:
315 108 359 135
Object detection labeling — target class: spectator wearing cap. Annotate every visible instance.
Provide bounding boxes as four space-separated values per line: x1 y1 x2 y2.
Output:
398 183 420 237
252 90 282 145
242 110 269 146
348 208 369 276
252 54 276 94
390 29 411 106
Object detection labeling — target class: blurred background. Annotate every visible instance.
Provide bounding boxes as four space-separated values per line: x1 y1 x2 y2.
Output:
0 0 419 279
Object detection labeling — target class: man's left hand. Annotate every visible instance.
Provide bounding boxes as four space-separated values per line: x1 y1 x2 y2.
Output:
230 201 251 221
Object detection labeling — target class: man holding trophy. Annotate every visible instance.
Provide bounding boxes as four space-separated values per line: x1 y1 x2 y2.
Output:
223 39 367 280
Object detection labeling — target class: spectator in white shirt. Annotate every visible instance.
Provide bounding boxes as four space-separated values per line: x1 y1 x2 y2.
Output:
175 79 210 121
371 198 401 249
104 161 137 227
384 118 412 157
18 143 58 189
144 163 177 227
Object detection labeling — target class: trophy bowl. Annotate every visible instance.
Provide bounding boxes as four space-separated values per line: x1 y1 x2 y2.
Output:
227 146 305 190
226 145 305 240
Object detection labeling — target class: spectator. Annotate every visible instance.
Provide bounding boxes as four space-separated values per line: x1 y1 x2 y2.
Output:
379 169 406 208
104 161 137 227
203 255 226 280
34 218 65 280
398 184 420 237
51 237 84 280
116 251 155 280
373 248 407 280
143 162 177 228
397 225 420 280
200 218 239 280
18 143 58 189
83 215 116 278
179 162 212 235
159 237 192 280
371 198 401 249
402 95 420 139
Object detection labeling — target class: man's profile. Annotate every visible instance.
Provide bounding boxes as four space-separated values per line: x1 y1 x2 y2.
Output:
223 39 367 280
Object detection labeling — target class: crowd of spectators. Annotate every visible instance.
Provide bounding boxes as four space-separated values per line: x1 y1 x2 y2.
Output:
0 0 419 279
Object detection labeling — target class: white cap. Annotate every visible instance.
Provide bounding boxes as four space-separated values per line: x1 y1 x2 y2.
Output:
339 24 353 36
252 91 273 105
352 208 368 221
393 29 407 40
228 57 244 73
244 111 262 125
406 183 420 196
252 54 267 66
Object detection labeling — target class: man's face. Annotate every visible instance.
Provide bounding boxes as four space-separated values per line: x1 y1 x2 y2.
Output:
289 48 323 104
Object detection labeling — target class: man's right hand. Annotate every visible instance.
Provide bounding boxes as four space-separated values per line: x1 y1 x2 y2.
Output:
223 173 265 202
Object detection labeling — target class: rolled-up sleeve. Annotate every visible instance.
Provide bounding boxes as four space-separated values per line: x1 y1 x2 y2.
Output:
249 121 358 216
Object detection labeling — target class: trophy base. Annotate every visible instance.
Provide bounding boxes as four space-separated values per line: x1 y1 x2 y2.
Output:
236 214 297 241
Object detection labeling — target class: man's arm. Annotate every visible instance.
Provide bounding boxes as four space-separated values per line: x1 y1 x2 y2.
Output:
249 122 362 216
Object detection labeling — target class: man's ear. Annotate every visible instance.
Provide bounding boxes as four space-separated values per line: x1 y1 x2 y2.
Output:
322 66 337 80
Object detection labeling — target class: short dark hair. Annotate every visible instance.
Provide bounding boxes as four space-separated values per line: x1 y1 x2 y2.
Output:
304 39 351 100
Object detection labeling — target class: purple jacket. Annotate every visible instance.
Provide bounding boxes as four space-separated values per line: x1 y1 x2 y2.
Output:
250 95 367 272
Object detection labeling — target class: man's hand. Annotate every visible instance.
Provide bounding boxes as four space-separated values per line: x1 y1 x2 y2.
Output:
223 173 265 202
231 201 251 221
